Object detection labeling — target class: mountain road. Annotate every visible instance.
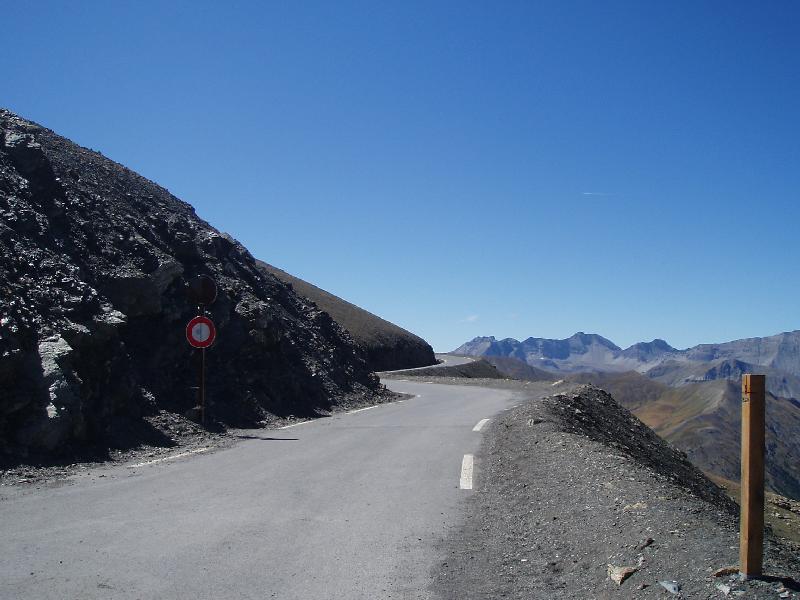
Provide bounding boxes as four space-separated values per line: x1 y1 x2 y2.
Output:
0 372 524 599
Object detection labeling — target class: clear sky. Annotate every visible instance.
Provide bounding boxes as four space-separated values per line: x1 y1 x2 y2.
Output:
4 1 799 351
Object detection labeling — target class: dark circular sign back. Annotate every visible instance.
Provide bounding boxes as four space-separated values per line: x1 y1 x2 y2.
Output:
187 275 217 305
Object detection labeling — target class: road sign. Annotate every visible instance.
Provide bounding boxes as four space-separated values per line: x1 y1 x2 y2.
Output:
187 275 217 305
186 315 216 349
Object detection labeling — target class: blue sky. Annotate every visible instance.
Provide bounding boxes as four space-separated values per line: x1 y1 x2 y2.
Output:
4 1 799 351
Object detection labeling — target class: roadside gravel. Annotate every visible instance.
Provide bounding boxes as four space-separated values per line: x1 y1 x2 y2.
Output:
429 379 799 599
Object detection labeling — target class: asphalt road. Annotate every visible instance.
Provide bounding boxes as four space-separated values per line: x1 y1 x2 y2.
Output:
0 378 516 600
433 354 474 367
378 353 475 375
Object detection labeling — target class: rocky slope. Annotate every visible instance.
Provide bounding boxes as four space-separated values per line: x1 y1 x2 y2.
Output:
433 382 800 599
257 261 435 371
563 371 800 501
0 108 387 461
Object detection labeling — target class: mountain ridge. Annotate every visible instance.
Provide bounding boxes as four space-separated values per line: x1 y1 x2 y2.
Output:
454 330 800 394
256 261 435 372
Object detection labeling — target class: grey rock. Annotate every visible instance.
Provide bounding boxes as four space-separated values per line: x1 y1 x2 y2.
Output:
659 580 680 594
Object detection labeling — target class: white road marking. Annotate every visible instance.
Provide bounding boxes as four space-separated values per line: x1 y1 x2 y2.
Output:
128 447 209 468
280 420 312 429
348 405 377 414
472 418 490 432
459 454 474 490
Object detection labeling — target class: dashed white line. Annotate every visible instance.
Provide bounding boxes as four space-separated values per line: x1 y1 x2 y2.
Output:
472 418 490 432
459 454 474 490
128 447 209 468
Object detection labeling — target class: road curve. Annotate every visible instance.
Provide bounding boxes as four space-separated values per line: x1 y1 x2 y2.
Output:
379 353 476 375
1 379 515 600
433 353 475 367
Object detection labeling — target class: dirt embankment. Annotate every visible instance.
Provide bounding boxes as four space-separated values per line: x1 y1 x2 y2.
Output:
433 383 800 599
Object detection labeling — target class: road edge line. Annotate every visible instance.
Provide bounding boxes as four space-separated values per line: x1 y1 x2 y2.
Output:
459 454 474 490
472 418 490 432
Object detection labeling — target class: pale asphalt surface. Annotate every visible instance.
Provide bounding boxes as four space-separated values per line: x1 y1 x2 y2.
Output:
0 357 514 600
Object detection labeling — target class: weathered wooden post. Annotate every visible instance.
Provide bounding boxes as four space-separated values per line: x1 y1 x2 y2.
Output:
739 373 765 578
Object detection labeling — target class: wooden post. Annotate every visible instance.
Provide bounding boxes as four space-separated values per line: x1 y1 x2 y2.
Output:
740 374 765 578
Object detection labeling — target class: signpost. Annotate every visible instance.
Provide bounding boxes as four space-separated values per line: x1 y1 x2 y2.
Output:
186 316 216 349
186 276 217 427
739 374 766 578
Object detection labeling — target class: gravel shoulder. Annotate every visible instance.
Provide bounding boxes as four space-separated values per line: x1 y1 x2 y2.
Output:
423 378 799 599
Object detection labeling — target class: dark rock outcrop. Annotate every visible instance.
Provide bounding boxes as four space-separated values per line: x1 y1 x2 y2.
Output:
0 108 384 459
257 262 436 372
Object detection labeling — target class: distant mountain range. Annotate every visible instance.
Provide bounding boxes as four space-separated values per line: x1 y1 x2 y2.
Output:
456 331 800 500
454 331 800 399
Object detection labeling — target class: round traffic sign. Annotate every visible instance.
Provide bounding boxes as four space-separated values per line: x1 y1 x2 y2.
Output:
186 315 216 348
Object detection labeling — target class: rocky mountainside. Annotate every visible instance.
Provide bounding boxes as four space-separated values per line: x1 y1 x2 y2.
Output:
0 108 387 461
257 261 435 371
455 330 800 399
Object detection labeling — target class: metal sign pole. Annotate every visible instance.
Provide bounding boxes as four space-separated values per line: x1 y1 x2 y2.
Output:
740 373 766 578
200 346 206 428
198 303 206 428
187 276 217 429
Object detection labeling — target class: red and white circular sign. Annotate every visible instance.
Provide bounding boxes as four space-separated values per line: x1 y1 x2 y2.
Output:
186 316 216 349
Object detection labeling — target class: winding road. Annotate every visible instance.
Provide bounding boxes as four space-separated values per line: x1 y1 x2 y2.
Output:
1 356 515 599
